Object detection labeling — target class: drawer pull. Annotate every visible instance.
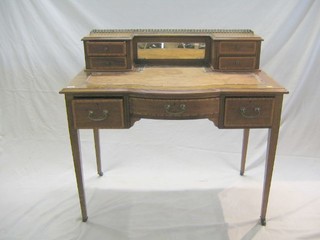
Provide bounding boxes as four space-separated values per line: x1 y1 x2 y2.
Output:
88 110 109 121
104 47 109 52
240 107 260 119
164 103 186 115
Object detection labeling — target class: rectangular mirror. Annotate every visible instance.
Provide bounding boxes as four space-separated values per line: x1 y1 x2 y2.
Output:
137 42 206 59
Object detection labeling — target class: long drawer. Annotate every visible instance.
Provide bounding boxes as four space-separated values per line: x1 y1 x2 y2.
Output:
72 99 125 129
130 98 219 119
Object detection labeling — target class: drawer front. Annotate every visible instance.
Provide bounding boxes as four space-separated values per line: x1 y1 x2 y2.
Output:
219 57 256 70
86 42 126 56
224 98 275 128
219 41 257 55
130 98 219 119
88 57 127 69
72 99 124 129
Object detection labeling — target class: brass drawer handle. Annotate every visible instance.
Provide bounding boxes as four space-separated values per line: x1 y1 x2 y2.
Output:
88 110 109 121
240 107 260 119
164 103 186 115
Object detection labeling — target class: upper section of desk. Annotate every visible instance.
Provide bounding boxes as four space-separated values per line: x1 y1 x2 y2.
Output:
80 29 263 72
60 29 287 96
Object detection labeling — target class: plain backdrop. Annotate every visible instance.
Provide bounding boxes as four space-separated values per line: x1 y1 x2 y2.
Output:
0 1 320 239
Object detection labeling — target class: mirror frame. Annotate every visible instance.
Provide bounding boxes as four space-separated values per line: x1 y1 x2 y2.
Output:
133 36 211 66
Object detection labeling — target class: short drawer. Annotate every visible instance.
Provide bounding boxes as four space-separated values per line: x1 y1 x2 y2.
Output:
88 57 127 69
219 57 256 70
219 41 257 55
72 99 124 129
224 98 275 128
86 41 126 56
130 98 219 119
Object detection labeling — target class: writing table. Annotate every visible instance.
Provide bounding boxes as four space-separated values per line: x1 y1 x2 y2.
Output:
60 67 287 225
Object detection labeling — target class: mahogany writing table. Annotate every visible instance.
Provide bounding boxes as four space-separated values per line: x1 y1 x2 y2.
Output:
60 67 287 225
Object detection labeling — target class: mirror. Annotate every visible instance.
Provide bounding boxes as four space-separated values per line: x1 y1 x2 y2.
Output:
137 42 206 59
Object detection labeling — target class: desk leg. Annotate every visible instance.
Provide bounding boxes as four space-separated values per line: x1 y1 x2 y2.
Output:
69 128 88 222
240 128 250 176
93 129 103 176
65 96 88 222
260 95 283 226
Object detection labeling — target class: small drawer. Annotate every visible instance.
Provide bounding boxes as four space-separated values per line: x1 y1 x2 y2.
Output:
130 98 219 119
219 57 256 70
224 98 275 128
88 57 127 69
86 41 127 56
219 41 257 55
72 99 124 129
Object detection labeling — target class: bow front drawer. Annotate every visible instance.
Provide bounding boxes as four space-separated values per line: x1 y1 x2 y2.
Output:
72 99 125 129
224 97 275 128
130 98 219 119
